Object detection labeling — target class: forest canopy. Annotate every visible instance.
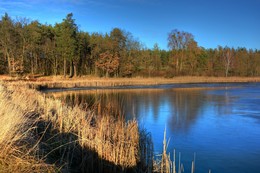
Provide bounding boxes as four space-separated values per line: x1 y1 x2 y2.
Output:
0 13 259 77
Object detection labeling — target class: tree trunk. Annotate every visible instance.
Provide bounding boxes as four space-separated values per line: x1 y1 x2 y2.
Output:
6 49 11 75
106 70 109 78
176 57 179 75
73 63 77 77
54 56 58 76
63 57 67 78
179 50 184 73
22 45 25 71
224 49 233 77
69 59 74 78
225 64 229 77
31 59 34 75
35 54 38 74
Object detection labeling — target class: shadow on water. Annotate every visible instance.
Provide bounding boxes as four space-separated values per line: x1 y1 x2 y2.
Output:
35 118 141 173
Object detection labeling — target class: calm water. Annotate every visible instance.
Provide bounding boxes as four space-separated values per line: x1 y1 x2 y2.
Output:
46 83 260 173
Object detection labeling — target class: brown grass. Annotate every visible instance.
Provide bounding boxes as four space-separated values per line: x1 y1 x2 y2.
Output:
0 82 152 172
2 75 260 90
0 84 56 172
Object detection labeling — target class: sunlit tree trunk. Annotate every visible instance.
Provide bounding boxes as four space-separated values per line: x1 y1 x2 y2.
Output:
223 48 234 77
74 63 77 77
63 57 66 78
6 50 12 75
69 59 74 78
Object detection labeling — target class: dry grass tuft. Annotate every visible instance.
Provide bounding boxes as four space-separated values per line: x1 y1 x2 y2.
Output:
0 82 152 172
0 84 56 172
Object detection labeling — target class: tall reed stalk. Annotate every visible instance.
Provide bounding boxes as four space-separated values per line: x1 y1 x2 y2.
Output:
0 84 55 172
0 83 153 172
154 129 200 173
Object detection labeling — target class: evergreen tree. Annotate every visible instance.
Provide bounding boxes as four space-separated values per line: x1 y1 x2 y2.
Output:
55 13 78 78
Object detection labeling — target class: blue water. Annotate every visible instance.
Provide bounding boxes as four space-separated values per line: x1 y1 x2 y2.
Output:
50 83 260 173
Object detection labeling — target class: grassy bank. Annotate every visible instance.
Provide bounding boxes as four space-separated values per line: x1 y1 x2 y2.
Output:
0 82 153 172
2 75 260 90
0 84 56 172
1 76 259 172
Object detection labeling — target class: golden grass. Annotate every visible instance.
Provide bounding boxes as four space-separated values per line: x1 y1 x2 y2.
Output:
3 75 260 90
34 76 260 89
0 84 55 173
0 82 151 172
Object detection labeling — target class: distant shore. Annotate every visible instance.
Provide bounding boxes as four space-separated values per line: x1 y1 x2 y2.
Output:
1 75 260 89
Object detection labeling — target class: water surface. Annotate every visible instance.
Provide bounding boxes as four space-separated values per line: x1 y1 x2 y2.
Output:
47 83 260 173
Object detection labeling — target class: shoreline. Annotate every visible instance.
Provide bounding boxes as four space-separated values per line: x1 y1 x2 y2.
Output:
2 76 260 90
1 76 258 172
0 83 150 172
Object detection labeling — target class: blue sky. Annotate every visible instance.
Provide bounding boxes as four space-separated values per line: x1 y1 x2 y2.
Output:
0 0 259 50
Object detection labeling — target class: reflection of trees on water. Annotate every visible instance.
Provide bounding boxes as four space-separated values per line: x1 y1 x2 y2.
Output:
51 89 166 120
123 90 164 121
50 88 236 133
204 89 238 116
168 90 206 133
53 90 127 117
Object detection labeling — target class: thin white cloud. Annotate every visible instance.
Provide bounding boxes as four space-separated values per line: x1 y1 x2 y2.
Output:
0 0 120 14
0 7 8 12
0 0 33 8
0 0 33 17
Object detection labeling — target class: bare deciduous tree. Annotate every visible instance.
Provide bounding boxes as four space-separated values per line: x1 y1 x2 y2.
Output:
168 29 196 74
223 47 235 77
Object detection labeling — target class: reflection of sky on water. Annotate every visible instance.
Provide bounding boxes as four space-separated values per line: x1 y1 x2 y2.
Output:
50 83 260 173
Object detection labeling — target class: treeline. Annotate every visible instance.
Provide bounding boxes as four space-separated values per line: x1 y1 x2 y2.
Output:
0 13 260 78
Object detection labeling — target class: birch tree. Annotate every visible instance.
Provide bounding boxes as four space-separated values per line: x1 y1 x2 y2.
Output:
223 47 234 77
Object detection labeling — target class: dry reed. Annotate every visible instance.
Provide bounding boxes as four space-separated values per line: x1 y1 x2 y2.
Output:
4 76 260 90
154 129 200 173
0 84 56 172
0 82 152 172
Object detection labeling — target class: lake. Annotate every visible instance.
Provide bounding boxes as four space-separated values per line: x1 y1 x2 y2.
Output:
45 83 260 173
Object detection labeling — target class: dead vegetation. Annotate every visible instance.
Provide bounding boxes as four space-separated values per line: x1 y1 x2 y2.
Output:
0 84 56 172
0 82 153 172
2 75 260 90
